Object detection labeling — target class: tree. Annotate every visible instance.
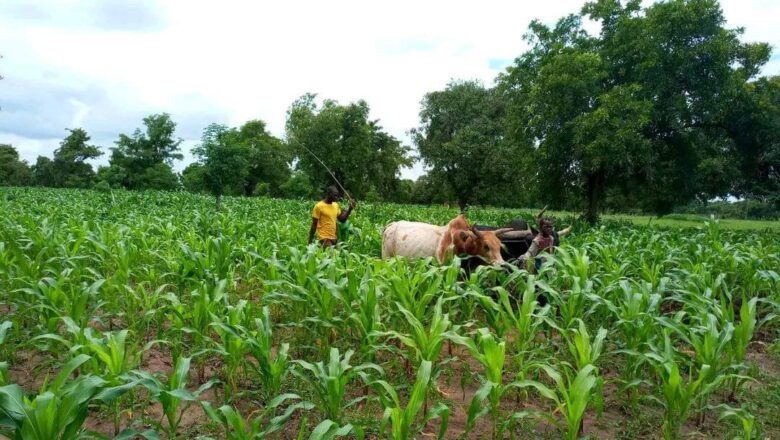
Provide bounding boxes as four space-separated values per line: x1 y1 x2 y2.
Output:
32 156 56 187
279 170 316 199
102 114 182 190
721 76 780 208
412 80 522 210
497 0 773 220
192 124 250 210
0 144 32 186
51 128 102 188
286 94 412 200
181 163 208 193
237 120 292 196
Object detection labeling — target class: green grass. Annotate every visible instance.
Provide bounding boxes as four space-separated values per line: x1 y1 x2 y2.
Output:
606 213 780 230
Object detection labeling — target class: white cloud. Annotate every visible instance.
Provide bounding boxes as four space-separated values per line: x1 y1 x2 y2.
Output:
1 0 778 180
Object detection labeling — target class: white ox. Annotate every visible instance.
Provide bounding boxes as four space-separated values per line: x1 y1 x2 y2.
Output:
381 214 511 265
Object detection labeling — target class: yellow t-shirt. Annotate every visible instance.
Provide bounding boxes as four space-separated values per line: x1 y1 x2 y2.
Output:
312 201 341 240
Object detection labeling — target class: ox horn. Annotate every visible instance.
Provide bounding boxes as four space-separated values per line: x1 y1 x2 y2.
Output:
492 228 514 237
470 225 484 239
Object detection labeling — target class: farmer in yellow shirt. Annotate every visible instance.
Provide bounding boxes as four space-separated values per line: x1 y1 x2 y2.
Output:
308 186 356 247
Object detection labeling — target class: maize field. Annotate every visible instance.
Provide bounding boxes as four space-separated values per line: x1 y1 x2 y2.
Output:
0 187 779 439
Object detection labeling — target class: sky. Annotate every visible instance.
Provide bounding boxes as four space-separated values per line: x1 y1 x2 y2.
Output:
1 0 779 180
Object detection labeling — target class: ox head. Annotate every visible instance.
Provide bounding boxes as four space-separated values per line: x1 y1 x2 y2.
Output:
451 220 512 265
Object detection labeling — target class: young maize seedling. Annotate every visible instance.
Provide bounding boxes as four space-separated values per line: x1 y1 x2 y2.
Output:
246 306 291 403
0 354 136 440
308 419 364 440
292 348 382 424
133 356 216 439
202 393 313 440
449 328 525 439
645 332 733 439
0 321 11 386
371 360 450 440
515 363 599 440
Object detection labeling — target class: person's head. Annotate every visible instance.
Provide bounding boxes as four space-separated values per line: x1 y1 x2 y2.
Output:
325 185 340 202
539 217 554 237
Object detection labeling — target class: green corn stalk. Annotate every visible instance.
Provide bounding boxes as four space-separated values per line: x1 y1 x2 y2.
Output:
496 276 550 379
308 419 364 440
516 363 599 440
729 296 757 395
0 321 11 386
448 328 514 439
645 332 732 440
347 275 383 361
86 329 136 381
292 348 382 424
371 360 450 440
565 319 607 371
660 312 734 416
716 405 756 440
133 356 216 439
382 298 454 368
539 277 598 329
202 393 313 440
210 301 251 400
246 306 291 402
605 280 661 409
0 354 136 440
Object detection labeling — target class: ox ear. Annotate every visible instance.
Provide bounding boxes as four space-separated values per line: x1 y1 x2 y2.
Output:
470 225 484 240
459 230 470 242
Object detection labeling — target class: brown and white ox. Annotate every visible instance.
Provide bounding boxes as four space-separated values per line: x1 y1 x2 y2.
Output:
381 214 512 265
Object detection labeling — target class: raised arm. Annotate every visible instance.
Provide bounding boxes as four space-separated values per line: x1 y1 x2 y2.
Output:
558 225 573 237
338 199 357 223
535 205 548 225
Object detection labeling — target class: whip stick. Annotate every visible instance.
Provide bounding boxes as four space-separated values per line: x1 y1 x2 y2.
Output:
291 139 354 203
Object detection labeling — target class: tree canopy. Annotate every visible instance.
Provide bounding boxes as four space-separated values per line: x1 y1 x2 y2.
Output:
100 113 182 190
286 94 412 200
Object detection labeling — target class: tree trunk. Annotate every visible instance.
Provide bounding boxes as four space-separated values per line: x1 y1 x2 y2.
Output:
215 194 222 211
584 171 605 224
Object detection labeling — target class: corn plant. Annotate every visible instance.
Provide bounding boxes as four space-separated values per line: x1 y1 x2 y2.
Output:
0 354 136 440
245 306 291 403
202 393 312 439
448 328 515 439
0 321 11 386
292 348 382 424
210 300 251 400
716 405 756 440
645 332 733 439
496 276 550 379
370 360 449 440
86 329 136 382
347 275 383 361
381 298 455 369
516 363 599 440
308 419 364 440
133 356 216 439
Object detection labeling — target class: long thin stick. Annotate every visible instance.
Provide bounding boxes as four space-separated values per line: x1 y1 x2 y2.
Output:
291 139 354 203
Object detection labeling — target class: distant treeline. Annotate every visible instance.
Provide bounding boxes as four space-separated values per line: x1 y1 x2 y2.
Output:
2 0 778 220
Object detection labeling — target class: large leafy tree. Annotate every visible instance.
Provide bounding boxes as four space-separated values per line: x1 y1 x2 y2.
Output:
101 113 182 190
191 124 250 210
0 144 33 186
286 94 412 200
412 80 526 210
55 128 102 188
720 76 780 207
498 0 773 220
237 120 291 197
29 129 102 188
